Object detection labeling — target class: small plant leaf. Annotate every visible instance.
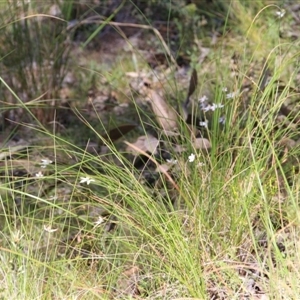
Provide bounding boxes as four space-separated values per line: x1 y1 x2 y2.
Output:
187 68 198 99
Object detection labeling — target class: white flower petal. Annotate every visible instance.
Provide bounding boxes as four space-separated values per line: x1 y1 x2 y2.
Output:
198 95 208 103
275 9 285 18
201 102 223 112
188 153 196 163
94 216 104 226
44 225 58 233
40 158 53 168
210 105 216 111
219 116 226 125
202 105 212 112
166 158 178 165
213 103 224 109
226 91 239 99
80 176 95 185
199 120 208 128
41 158 53 165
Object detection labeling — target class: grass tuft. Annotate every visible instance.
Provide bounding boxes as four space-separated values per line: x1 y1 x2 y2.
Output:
0 0 300 299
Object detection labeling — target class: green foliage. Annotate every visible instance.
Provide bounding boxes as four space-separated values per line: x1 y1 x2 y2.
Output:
0 1 71 126
1 0 300 299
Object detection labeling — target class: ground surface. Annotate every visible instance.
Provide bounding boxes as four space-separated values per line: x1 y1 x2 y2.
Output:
1 1 300 299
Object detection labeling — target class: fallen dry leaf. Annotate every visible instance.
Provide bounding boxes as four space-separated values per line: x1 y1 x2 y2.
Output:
116 266 140 297
0 159 41 175
146 88 178 133
100 124 137 144
156 161 176 173
124 140 180 191
125 135 159 156
0 145 29 160
193 137 211 150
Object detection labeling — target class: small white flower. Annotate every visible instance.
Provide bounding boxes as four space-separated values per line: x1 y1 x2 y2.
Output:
226 91 238 99
222 87 228 92
210 104 217 111
166 158 178 165
198 162 205 167
94 216 104 227
35 171 44 178
202 103 223 112
80 176 95 185
199 120 208 128
212 103 224 109
219 116 226 125
43 225 58 233
40 158 53 168
200 103 207 110
275 9 285 18
188 153 196 163
198 95 208 103
202 104 213 112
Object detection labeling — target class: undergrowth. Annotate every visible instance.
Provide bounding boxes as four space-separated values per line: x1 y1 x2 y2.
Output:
0 0 300 299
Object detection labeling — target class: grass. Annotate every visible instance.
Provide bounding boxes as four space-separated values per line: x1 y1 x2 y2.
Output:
0 0 300 299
